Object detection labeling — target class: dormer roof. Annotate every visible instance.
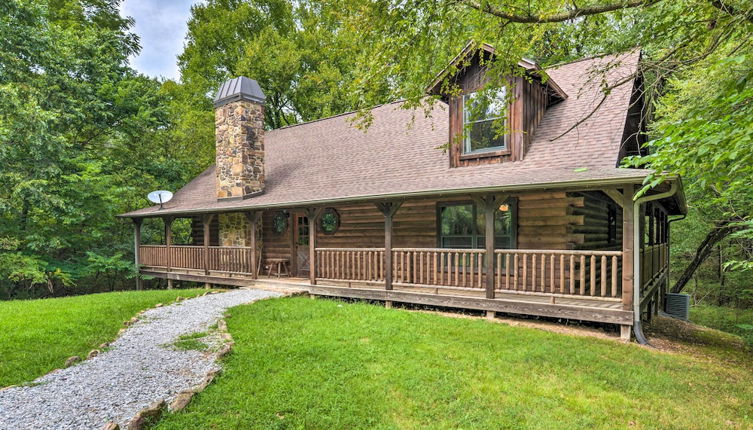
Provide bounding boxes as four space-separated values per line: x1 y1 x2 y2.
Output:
426 41 568 103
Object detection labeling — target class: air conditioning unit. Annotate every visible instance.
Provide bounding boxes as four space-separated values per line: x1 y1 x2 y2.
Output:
665 293 690 321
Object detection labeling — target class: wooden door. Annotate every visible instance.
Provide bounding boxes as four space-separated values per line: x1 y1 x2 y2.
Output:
294 214 310 277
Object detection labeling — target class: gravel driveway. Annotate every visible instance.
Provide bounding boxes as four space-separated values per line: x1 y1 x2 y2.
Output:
0 288 281 430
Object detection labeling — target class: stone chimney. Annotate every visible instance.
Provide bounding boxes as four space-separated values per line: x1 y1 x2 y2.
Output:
213 76 266 200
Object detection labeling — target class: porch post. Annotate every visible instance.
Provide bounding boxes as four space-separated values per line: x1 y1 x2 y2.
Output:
483 196 496 300
133 218 142 290
376 201 402 291
621 187 635 312
202 214 214 278
164 216 174 289
245 211 261 279
306 208 324 285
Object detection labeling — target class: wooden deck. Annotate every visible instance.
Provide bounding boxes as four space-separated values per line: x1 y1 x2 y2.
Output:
140 265 632 325
134 242 679 327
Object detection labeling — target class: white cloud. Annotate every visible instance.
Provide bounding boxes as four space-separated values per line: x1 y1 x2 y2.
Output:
120 0 203 81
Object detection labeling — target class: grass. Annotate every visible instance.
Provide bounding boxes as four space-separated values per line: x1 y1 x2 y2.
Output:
691 304 753 346
171 331 210 351
0 288 210 387
153 297 753 430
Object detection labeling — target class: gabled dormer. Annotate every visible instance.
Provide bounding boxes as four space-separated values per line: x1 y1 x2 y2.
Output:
428 43 567 167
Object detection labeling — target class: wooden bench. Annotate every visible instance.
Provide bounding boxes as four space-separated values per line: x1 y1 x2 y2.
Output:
266 258 290 278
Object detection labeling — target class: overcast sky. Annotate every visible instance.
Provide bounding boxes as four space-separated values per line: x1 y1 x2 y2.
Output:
120 0 202 81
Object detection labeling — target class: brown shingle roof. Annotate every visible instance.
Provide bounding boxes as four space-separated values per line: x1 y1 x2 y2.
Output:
122 51 650 218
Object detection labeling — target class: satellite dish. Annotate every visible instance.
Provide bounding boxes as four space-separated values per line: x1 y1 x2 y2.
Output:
147 190 173 209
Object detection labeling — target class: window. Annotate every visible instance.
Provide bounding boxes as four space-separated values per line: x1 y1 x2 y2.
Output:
438 200 516 249
319 208 340 234
463 87 508 154
297 216 309 246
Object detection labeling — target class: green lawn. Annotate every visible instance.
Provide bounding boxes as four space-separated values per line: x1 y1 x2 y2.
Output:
0 289 210 387
691 304 753 346
154 297 753 430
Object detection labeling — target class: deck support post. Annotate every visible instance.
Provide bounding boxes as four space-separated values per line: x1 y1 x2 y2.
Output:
376 201 403 291
486 311 496 320
245 212 261 279
305 208 324 285
621 187 635 313
202 214 215 277
620 325 632 342
164 216 174 289
133 218 142 290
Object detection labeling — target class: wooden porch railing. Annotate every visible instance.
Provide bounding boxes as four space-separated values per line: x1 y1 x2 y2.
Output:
207 246 254 274
392 248 486 288
315 248 385 282
494 250 622 298
138 245 255 275
313 247 623 299
640 243 669 288
139 245 170 267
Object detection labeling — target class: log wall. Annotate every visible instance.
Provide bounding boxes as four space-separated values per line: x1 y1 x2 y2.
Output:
570 191 623 251
188 191 622 276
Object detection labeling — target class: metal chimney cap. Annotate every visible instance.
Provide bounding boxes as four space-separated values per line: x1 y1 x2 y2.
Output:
213 76 266 108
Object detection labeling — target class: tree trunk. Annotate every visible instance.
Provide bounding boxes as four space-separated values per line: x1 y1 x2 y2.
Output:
671 221 743 293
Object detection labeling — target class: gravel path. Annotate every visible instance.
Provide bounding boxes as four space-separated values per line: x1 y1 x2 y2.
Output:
0 288 281 430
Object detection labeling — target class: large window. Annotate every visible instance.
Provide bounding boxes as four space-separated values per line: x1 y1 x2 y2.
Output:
463 87 508 154
438 200 516 249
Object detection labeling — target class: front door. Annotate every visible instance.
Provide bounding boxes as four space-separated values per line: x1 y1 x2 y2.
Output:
294 214 310 277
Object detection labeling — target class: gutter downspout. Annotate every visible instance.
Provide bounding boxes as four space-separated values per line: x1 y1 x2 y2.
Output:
632 180 678 345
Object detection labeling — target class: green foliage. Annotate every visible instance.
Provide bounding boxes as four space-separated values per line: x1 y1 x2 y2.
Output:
691 304 753 346
153 297 753 429
175 0 389 134
0 0 198 298
0 288 209 387
670 210 753 309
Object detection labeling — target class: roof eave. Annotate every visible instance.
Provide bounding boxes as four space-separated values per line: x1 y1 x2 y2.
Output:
119 173 655 219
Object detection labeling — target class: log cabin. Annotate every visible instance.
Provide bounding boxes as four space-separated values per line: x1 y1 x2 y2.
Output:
120 43 686 341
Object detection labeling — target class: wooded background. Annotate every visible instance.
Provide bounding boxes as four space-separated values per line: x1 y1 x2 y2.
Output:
0 0 750 319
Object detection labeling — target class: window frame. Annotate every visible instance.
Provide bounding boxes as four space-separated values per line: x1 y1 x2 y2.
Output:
461 87 509 155
436 199 517 250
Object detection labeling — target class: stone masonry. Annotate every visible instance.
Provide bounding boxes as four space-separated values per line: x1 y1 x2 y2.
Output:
218 213 252 247
215 100 265 199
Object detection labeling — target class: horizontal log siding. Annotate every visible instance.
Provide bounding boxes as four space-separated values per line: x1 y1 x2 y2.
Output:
569 191 622 251
314 192 585 252
190 215 220 246
567 191 624 297
316 201 436 249
261 210 293 265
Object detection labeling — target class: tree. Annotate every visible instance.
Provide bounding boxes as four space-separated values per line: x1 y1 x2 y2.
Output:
173 0 391 140
0 0 187 298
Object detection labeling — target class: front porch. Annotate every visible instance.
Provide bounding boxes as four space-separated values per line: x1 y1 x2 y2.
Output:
136 243 668 327
131 187 674 337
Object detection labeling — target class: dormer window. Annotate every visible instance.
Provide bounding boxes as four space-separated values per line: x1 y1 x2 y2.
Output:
462 87 508 154
427 42 567 167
